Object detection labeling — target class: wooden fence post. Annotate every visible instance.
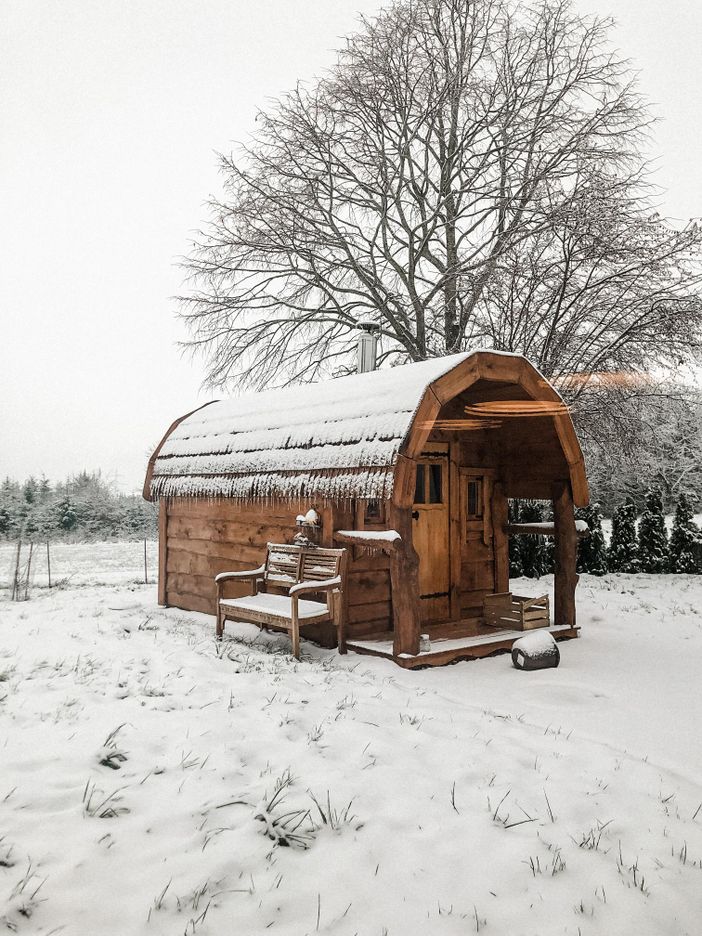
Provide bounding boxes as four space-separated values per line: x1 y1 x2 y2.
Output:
11 540 21 601
24 543 33 600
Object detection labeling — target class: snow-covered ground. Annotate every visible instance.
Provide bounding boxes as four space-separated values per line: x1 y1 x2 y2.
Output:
1 571 702 935
0 541 158 589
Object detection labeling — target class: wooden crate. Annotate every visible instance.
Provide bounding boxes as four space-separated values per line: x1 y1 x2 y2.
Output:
483 592 550 630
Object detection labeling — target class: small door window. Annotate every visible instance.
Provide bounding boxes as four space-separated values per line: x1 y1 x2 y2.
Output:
414 464 426 504
414 461 443 505
428 464 443 504
466 478 483 519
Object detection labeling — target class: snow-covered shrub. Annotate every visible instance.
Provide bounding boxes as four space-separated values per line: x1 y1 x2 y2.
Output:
638 489 669 573
608 497 639 572
575 504 608 575
516 501 551 578
508 500 524 577
668 493 701 573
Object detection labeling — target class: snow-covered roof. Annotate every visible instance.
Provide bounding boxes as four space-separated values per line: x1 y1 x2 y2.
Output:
147 352 476 501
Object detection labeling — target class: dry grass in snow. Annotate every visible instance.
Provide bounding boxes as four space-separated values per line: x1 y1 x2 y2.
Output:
1 571 701 934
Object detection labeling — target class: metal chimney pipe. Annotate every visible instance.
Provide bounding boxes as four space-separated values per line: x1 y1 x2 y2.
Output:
356 321 381 373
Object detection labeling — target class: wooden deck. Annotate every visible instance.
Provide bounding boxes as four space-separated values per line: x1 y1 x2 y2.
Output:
346 618 579 668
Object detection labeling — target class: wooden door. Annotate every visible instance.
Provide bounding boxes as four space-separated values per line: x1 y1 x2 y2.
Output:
412 447 450 623
459 469 497 615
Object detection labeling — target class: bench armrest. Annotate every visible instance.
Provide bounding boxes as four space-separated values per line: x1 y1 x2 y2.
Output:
215 565 265 584
289 575 342 597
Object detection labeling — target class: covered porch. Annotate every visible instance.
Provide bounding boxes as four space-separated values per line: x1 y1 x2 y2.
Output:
333 351 589 667
336 514 584 668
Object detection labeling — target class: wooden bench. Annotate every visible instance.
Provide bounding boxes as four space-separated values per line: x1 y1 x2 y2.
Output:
215 543 347 659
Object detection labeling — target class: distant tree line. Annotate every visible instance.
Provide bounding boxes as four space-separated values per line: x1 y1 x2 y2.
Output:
0 473 157 542
580 388 702 516
3 471 700 572
510 490 702 578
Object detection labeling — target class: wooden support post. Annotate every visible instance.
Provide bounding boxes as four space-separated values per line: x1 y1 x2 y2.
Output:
389 505 421 658
158 499 168 607
319 504 334 548
448 439 462 620
492 481 509 594
552 481 578 628
332 502 352 652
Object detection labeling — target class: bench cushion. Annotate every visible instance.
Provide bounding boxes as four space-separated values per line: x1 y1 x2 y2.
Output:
220 593 329 622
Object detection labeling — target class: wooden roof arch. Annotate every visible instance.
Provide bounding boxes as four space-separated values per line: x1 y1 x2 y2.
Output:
392 351 588 508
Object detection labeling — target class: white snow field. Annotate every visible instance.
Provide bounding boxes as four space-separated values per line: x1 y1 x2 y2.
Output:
1 571 702 935
0 541 159 589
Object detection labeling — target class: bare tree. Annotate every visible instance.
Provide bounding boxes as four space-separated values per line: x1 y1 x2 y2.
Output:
180 0 702 392
580 381 702 511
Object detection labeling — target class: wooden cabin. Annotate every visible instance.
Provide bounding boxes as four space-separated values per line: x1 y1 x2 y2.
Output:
144 351 589 667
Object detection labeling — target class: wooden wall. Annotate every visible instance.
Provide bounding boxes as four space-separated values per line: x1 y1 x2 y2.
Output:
161 497 393 645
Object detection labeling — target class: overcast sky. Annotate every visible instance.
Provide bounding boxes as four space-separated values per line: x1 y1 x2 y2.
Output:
2 0 701 493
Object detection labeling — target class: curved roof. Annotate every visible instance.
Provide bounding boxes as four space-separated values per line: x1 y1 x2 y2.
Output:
145 350 588 505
